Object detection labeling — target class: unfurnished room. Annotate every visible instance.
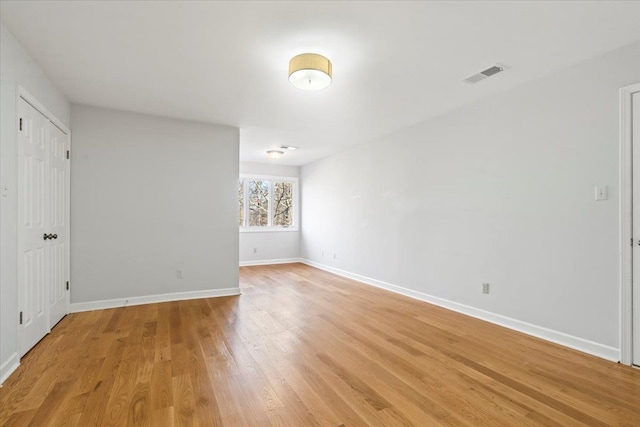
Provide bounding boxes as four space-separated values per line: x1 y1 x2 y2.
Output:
1 1 640 426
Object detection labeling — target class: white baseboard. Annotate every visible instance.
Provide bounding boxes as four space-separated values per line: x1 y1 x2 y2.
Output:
300 259 620 362
0 353 19 385
239 258 302 267
70 287 241 313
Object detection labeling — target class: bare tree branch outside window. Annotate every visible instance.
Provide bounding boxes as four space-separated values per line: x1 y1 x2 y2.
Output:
238 180 244 226
248 180 269 226
273 182 292 227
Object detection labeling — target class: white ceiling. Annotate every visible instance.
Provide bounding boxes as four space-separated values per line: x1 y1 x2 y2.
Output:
2 1 640 166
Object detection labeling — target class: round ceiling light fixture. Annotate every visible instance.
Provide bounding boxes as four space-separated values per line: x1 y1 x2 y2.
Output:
288 53 332 91
266 150 284 160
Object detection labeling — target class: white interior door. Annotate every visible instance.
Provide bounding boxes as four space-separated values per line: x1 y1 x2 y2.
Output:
17 98 50 356
48 122 70 327
633 91 640 366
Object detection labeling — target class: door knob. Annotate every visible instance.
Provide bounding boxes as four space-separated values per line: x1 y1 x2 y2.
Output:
43 233 49 240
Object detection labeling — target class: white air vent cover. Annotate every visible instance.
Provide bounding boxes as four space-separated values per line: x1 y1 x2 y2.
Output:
464 64 504 84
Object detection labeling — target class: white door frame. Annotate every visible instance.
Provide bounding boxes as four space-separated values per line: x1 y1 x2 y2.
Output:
619 82 640 366
15 85 71 352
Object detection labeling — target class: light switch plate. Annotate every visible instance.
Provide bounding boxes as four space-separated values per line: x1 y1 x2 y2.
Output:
595 186 608 201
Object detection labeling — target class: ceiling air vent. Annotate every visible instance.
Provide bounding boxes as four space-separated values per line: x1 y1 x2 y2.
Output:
463 64 504 84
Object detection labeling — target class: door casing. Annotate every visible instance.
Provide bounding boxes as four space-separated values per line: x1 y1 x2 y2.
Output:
619 82 640 366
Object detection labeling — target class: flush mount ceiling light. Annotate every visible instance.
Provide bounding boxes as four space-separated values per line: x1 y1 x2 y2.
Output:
288 53 332 91
280 145 298 150
266 150 284 159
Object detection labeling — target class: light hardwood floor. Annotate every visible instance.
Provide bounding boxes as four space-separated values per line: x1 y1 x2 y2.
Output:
1 263 639 426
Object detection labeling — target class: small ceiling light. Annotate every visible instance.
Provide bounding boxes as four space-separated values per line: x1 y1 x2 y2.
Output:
281 145 298 150
267 150 284 159
289 53 332 91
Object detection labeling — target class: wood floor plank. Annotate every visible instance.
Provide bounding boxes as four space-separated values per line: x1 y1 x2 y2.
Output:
171 374 195 427
27 380 74 427
1 408 37 427
1 263 640 426
151 406 175 427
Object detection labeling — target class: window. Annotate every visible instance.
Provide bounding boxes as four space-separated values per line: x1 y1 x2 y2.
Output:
239 175 298 231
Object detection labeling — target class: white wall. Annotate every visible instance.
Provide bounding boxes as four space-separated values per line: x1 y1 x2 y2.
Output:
71 105 239 305
301 42 640 358
0 23 70 379
240 161 299 178
239 161 300 264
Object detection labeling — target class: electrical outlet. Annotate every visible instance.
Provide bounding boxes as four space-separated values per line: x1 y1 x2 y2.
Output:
253 248 257 253
177 269 183 279
333 253 336 259
482 283 490 294
321 250 324 257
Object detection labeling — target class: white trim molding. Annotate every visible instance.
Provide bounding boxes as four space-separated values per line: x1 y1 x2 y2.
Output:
240 227 299 233
620 82 640 366
239 258 302 267
0 353 20 385
17 85 70 135
70 288 241 313
301 259 620 362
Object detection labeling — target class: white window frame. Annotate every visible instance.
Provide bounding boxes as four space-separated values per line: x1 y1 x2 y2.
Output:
239 174 299 232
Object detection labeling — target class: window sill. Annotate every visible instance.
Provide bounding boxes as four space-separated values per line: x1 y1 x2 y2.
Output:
239 227 299 233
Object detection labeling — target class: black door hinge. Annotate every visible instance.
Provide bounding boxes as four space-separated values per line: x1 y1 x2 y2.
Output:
19 311 23 325
66 150 70 160
66 281 69 291
19 118 23 131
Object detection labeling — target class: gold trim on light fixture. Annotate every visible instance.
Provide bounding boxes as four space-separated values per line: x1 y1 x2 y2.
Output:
267 150 284 159
288 53 332 91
